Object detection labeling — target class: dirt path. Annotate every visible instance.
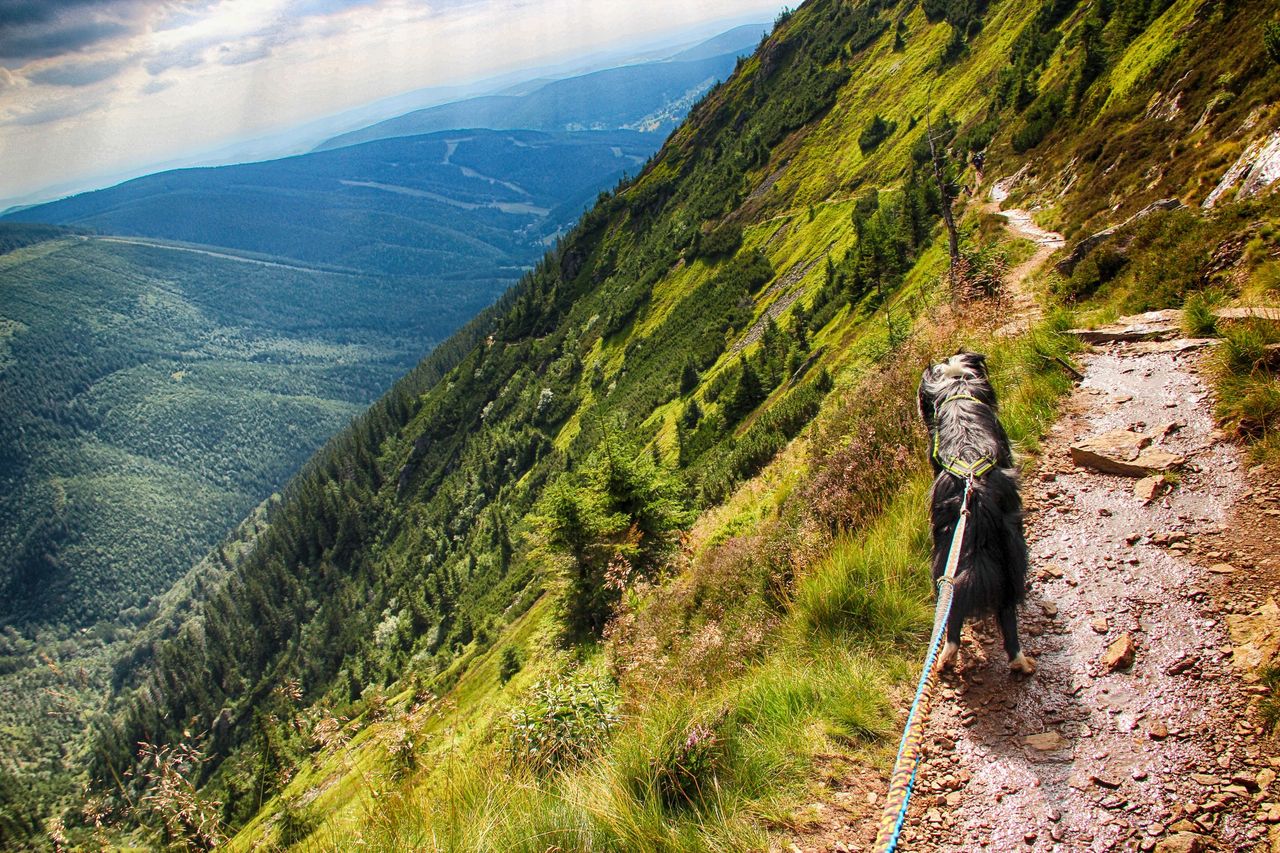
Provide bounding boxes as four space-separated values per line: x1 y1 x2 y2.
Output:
987 177 1064 337
782 187 1280 853
784 325 1280 853
897 328 1279 852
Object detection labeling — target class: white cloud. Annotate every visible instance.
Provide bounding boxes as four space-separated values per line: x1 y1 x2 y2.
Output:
0 0 786 205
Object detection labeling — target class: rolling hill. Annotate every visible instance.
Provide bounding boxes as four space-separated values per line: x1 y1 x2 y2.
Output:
0 225 503 632
4 130 658 279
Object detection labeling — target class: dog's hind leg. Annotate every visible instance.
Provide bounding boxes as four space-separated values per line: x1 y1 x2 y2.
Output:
937 611 963 671
999 605 1036 674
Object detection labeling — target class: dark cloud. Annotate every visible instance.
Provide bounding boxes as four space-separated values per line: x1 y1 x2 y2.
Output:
0 1 183 63
27 54 133 86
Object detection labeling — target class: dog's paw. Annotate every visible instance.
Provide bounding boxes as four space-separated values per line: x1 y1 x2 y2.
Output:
937 641 959 671
1009 652 1037 675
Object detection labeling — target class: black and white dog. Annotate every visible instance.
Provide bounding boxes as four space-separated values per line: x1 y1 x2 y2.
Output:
917 351 1035 674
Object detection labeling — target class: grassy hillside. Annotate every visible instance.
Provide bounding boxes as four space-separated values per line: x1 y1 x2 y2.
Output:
19 0 1280 848
4 130 656 279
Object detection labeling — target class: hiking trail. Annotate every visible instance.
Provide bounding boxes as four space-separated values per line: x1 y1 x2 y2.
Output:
783 187 1280 853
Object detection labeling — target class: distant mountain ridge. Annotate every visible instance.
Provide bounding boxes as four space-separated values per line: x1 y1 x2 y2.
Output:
314 24 767 151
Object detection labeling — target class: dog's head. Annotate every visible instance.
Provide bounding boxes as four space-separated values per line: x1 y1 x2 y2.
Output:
917 349 997 428
937 350 989 382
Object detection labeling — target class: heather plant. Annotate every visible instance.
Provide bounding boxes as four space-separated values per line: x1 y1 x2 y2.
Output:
802 339 930 532
649 721 724 810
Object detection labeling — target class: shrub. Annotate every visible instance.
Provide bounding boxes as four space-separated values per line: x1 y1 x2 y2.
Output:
1011 90 1064 153
1266 22 1280 66
858 114 897 154
697 381 827 504
499 646 522 684
506 675 619 773
697 222 744 259
956 115 999 156
1057 245 1128 301
535 430 692 637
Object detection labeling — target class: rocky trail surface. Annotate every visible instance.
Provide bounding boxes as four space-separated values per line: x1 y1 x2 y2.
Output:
782 273 1280 851
897 318 1280 853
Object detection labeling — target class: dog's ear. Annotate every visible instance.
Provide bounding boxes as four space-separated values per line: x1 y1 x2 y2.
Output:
917 368 937 428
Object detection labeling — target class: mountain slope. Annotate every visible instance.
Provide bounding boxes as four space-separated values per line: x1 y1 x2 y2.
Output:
4 130 656 279
27 0 1280 848
0 226 499 632
314 43 761 151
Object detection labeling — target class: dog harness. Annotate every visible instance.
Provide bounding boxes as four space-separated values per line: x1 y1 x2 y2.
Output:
930 393 996 479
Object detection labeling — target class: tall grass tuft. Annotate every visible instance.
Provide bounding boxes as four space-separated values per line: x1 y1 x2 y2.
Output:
1182 289 1223 337
1212 319 1280 456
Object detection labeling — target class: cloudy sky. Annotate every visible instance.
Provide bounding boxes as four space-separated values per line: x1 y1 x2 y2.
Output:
0 0 783 208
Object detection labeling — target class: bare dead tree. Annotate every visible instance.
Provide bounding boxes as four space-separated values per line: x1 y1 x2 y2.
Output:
925 99 962 297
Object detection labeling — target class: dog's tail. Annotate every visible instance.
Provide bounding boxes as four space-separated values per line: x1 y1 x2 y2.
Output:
930 467 1028 614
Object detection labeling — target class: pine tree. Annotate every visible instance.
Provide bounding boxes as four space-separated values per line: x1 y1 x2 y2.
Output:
726 356 764 422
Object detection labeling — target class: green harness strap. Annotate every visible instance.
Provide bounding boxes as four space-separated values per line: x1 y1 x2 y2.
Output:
931 393 996 479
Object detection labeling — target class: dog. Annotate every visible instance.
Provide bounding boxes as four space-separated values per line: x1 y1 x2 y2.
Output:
917 351 1035 675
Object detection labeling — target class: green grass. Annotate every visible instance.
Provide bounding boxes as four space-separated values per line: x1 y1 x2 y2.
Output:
1182 289 1223 337
247 294 1078 852
1212 319 1280 459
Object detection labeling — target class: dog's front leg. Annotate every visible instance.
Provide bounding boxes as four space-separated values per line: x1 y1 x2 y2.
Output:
937 611 963 670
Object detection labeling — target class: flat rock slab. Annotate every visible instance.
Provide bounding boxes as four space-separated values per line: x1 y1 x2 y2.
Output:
1068 309 1183 344
1127 338 1218 355
1070 428 1186 476
1023 730 1068 751
1214 306 1280 324
1228 598 1280 678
